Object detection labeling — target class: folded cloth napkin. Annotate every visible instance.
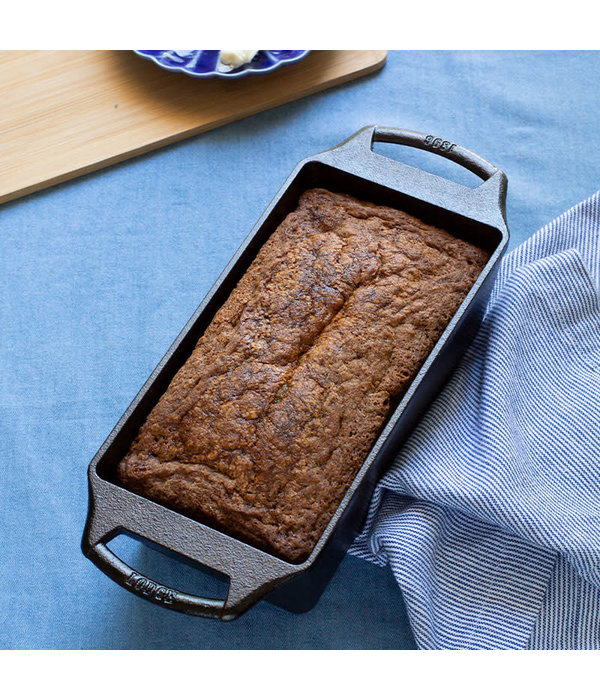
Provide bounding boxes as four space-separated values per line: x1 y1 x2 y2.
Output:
350 191 600 650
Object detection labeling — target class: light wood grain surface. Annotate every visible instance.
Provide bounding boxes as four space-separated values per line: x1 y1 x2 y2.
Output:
0 50 387 205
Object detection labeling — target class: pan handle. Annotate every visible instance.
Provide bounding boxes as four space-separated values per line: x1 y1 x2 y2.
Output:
328 125 508 227
87 540 228 619
371 126 498 181
82 479 294 620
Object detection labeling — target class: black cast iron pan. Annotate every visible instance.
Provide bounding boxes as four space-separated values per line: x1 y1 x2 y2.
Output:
82 126 509 620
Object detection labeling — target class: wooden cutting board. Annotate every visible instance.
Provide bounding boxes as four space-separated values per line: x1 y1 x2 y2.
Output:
0 50 387 205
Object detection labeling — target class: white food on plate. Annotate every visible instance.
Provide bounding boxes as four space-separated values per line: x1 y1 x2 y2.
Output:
218 50 259 70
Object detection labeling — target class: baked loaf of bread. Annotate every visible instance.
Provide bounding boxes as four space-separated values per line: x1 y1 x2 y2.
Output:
118 188 488 563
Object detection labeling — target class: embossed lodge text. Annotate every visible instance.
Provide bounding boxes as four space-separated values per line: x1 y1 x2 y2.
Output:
125 572 175 605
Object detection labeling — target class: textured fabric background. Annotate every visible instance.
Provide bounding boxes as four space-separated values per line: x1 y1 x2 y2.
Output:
2 50 600 649
350 193 600 649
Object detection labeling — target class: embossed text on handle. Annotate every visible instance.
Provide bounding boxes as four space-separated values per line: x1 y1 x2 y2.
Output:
125 572 175 605
424 135 456 153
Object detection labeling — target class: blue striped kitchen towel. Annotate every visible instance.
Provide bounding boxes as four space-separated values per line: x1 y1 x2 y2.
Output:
350 191 600 649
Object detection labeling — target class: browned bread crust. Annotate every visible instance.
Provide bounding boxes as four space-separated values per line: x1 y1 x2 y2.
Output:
118 188 488 562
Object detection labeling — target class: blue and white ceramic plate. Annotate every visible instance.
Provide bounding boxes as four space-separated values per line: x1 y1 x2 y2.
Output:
134 50 310 79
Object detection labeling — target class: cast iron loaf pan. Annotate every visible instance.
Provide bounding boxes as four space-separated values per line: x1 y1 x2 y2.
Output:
82 126 509 620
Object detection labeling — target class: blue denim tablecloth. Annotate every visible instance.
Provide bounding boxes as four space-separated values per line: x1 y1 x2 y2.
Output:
2 50 600 649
